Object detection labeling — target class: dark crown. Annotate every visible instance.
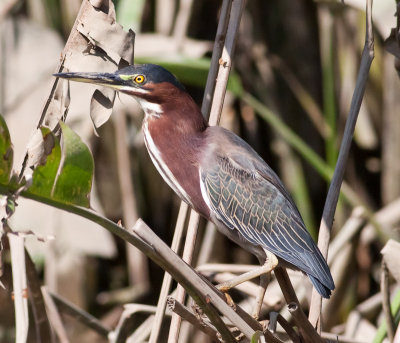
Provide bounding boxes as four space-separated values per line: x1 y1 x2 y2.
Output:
116 64 185 90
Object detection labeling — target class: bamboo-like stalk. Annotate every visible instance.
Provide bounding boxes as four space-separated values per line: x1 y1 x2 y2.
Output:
149 2 233 342
309 0 375 328
8 233 29 343
168 211 201 343
148 202 189 343
168 1 247 342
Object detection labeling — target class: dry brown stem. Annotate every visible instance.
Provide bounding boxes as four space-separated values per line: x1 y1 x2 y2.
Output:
168 1 246 341
49 291 110 337
41 286 69 343
381 261 395 342
114 110 150 291
309 0 375 328
274 268 324 343
132 219 247 342
167 296 220 341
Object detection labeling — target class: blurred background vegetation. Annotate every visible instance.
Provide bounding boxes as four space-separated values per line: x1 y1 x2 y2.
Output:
1 0 400 342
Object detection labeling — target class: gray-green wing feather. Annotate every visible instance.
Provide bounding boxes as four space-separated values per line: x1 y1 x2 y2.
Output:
200 150 334 295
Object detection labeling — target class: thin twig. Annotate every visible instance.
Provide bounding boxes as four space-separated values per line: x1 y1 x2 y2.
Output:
111 304 168 343
327 207 365 265
50 291 110 337
148 202 189 343
381 261 395 342
275 313 301 343
167 296 220 341
197 263 259 273
168 211 201 343
126 315 155 343
288 302 324 343
196 222 218 266
41 286 70 343
309 0 374 328
172 0 194 50
114 110 150 289
208 0 247 126
133 220 243 342
25 250 53 343
274 268 323 343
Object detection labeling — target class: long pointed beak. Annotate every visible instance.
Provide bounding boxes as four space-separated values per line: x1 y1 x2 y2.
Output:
54 72 127 90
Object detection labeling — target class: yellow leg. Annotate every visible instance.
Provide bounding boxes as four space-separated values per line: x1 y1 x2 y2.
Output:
216 251 278 292
252 272 271 319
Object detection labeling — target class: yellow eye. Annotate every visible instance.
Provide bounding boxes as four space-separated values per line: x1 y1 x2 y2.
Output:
134 75 145 84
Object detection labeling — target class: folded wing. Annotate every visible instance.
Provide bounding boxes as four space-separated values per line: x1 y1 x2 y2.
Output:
199 129 334 297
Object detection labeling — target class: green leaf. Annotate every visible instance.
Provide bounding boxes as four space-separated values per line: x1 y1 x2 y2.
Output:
372 288 400 343
0 115 13 184
52 123 94 207
29 128 61 198
29 123 94 207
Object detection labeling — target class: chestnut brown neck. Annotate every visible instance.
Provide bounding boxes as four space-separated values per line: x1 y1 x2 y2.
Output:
141 85 210 217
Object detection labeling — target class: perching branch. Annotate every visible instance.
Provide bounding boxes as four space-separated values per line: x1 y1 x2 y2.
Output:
167 296 220 342
0 183 256 341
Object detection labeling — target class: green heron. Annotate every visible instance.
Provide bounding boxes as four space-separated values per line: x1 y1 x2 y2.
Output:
55 64 335 298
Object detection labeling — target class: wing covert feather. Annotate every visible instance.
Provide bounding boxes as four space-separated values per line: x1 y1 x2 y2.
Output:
200 153 334 290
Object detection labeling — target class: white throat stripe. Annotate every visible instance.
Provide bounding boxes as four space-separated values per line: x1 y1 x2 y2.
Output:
143 121 192 206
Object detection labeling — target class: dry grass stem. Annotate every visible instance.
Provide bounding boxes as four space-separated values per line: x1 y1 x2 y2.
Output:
25 250 53 342
49 291 110 337
274 267 323 342
288 302 324 343
155 2 232 342
149 203 189 343
309 0 375 327
126 315 155 343
167 296 220 341
381 261 395 342
216 254 277 292
8 233 29 343
132 219 243 341
168 0 246 341
277 314 302 343
172 0 194 50
328 207 365 265
168 210 201 342
114 110 150 289
41 286 69 343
